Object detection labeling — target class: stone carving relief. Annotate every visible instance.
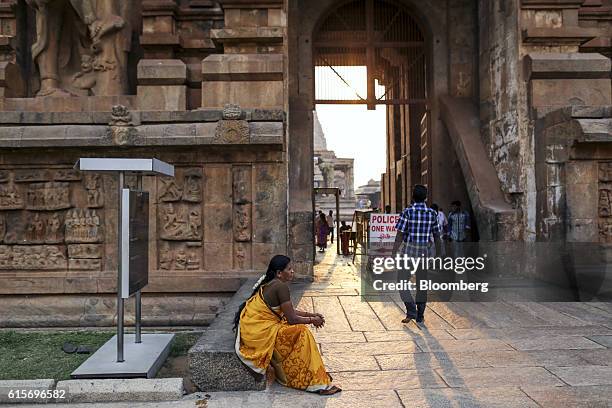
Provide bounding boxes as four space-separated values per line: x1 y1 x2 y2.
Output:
159 203 202 241
233 204 251 242
234 244 248 270
598 162 612 243
214 104 250 144
65 209 103 243
0 245 67 270
84 174 103 208
26 0 132 97
109 105 134 145
0 179 24 210
26 182 70 210
0 168 108 271
159 177 182 202
182 169 202 203
158 242 201 270
68 244 102 259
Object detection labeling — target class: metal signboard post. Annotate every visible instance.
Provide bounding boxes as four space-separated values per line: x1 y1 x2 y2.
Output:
71 158 175 378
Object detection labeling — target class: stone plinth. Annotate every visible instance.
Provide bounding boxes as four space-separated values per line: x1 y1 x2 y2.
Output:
137 60 187 111
202 54 283 109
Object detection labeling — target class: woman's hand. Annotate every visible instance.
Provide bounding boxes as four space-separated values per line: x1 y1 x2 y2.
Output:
310 315 325 328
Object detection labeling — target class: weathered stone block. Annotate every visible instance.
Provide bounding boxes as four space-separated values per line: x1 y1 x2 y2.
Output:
202 54 283 80
202 81 283 109
56 378 183 403
137 60 187 85
531 78 611 107
137 85 186 111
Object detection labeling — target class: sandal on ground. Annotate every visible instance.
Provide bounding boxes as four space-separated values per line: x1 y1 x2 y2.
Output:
318 385 342 395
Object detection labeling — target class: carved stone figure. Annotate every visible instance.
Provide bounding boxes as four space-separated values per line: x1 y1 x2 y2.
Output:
0 180 24 210
175 249 187 270
319 162 335 188
186 248 200 270
182 169 202 203
65 208 102 243
0 214 5 243
84 174 103 208
46 213 63 243
599 190 611 218
600 162 612 182
25 182 70 210
159 177 182 202
159 243 172 270
235 244 247 269
68 244 102 258
26 0 132 97
160 203 202 241
234 204 251 242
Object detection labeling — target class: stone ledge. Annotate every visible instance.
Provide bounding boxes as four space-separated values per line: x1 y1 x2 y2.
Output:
138 60 187 86
0 109 284 125
0 379 55 404
525 52 612 79
210 27 284 43
55 378 183 403
202 54 283 81
189 278 268 391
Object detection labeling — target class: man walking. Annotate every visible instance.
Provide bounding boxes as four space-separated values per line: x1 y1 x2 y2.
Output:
392 185 441 324
448 200 470 257
327 210 335 244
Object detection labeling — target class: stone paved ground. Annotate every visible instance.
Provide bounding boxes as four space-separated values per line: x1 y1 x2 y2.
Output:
12 249 612 407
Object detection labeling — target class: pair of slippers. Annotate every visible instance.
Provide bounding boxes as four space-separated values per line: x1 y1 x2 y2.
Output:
62 342 92 354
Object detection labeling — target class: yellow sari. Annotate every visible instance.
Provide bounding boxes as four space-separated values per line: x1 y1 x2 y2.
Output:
235 286 332 392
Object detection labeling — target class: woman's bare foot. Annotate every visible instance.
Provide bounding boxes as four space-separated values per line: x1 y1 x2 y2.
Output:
318 385 342 395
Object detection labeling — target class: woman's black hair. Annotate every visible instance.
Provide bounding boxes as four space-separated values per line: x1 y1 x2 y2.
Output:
233 254 291 332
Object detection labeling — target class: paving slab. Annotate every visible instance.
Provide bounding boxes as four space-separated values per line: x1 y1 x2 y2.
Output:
293 296 313 314
364 329 455 342
509 302 591 326
414 338 514 353
546 366 612 386
588 335 612 348
375 351 491 371
482 349 596 367
506 335 605 351
425 302 483 329
338 296 385 331
575 348 612 365
331 369 447 390
320 340 420 356
312 297 352 332
314 331 366 343
396 387 539 408
544 302 612 326
323 353 380 372
55 378 183 403
366 298 412 330
449 325 612 340
522 385 612 408
435 366 564 388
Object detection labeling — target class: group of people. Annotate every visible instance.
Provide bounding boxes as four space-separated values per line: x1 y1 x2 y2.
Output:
315 209 352 253
233 185 470 396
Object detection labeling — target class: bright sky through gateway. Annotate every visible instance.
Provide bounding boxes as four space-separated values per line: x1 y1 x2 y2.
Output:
315 66 387 189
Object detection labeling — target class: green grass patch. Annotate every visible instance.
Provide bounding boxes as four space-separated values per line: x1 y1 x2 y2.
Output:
0 330 202 381
0 330 113 381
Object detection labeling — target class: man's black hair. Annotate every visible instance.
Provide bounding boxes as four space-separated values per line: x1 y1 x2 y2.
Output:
431 203 439 211
451 200 461 207
412 185 427 203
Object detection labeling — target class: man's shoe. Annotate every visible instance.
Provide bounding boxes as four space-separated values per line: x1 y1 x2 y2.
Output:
416 317 424 324
401 317 413 323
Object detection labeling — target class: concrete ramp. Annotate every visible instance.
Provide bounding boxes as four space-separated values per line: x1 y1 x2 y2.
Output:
439 95 519 241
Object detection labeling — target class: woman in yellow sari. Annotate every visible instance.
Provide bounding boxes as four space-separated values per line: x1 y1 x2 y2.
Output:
234 255 341 395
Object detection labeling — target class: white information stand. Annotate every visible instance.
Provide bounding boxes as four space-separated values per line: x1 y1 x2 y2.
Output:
70 158 175 379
